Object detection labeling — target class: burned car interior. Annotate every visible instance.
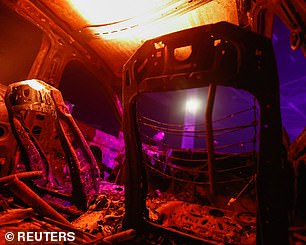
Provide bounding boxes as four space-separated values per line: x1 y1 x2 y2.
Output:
0 0 305 244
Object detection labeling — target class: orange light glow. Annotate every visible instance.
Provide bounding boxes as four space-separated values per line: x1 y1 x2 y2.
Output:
68 0 239 41
68 0 163 25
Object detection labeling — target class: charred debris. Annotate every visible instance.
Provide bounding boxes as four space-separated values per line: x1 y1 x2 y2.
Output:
0 22 305 245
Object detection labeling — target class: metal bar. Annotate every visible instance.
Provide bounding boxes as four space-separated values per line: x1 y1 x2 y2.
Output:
205 83 217 194
0 171 43 184
5 176 71 225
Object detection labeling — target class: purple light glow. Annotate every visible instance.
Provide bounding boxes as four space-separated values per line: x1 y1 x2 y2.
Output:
273 16 306 142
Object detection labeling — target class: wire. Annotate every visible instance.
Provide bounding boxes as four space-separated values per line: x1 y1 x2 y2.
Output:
144 160 251 185
216 163 255 173
144 160 210 185
140 121 257 138
144 154 208 173
143 153 255 176
139 106 255 128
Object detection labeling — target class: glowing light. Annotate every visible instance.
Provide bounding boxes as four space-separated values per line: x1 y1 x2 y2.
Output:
186 97 201 114
68 0 221 40
68 0 158 25
21 79 45 90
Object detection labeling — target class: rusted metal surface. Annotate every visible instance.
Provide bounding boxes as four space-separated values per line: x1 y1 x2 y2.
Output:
150 200 256 244
72 181 125 237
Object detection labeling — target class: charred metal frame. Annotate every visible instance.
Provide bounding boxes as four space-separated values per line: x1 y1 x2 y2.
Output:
122 22 289 244
5 80 100 210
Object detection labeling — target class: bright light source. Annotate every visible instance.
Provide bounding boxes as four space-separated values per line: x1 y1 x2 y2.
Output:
21 79 45 90
186 97 201 114
69 0 195 40
68 0 156 25
68 0 240 40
